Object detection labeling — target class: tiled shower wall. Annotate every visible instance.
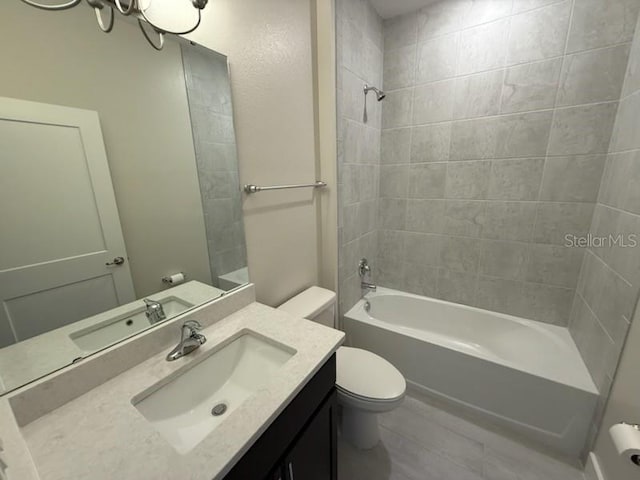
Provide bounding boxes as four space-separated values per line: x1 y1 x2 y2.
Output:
376 0 638 326
569 11 640 451
182 46 247 286
336 0 384 315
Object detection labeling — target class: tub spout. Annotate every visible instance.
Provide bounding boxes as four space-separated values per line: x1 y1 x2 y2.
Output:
361 281 377 292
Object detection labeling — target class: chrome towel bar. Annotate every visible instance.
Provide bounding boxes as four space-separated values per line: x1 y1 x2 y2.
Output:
243 180 327 194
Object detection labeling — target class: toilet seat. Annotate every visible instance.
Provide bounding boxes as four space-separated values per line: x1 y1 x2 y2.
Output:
336 346 406 407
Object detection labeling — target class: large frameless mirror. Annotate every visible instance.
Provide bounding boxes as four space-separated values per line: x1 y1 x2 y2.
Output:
0 2 247 395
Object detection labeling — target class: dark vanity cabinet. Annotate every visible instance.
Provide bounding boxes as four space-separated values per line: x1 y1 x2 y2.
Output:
224 354 338 480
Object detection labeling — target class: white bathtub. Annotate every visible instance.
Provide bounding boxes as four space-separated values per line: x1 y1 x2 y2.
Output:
343 287 598 458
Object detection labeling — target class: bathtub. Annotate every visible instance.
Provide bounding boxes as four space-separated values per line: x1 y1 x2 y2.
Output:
343 287 598 458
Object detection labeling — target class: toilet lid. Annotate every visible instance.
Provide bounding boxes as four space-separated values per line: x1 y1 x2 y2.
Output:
336 347 406 402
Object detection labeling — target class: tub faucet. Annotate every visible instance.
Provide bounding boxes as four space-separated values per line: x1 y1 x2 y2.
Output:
143 298 166 324
359 258 377 293
166 320 207 361
361 281 377 293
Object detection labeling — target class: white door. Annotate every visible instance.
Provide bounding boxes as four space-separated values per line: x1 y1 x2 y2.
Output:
0 97 136 347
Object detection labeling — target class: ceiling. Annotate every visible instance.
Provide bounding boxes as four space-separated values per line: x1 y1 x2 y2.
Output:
369 0 439 19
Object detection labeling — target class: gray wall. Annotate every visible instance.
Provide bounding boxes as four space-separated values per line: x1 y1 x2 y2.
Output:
182 46 247 285
336 0 383 315
376 0 638 326
569 10 640 455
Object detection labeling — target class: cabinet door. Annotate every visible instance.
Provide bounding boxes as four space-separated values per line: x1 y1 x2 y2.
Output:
284 392 337 480
267 466 284 480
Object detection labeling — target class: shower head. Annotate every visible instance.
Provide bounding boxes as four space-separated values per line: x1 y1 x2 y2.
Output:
364 84 386 101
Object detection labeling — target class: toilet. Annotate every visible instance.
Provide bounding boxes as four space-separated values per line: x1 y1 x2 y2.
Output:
278 286 406 449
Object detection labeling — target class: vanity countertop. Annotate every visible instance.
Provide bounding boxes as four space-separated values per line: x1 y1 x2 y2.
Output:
12 302 344 480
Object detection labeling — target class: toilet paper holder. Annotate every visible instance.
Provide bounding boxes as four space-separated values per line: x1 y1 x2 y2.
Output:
162 272 186 285
618 422 640 466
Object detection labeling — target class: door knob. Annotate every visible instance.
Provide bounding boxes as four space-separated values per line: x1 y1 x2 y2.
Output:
105 256 125 266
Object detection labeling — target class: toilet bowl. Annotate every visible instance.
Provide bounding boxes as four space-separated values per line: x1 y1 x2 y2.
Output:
278 287 406 449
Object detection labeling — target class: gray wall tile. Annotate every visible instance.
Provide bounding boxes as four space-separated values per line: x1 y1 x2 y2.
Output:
384 44 417 90
445 161 491 199
623 22 640 97
539 155 606 202
416 33 460 84
526 244 583 287
547 102 618 155
444 200 486 237
380 165 409 198
532 202 595 245
406 199 446 233
404 232 444 266
500 58 562 113
610 90 640 152
463 0 513 28
507 1 571 65
408 163 447 198
458 18 510 75
379 198 407 229
479 240 529 280
343 0 639 347
383 88 414 128
450 117 503 160
494 111 553 158
382 128 412 164
411 123 452 162
488 158 545 200
337 0 384 315
475 276 524 316
522 283 574 325
437 269 478 305
482 202 536 241
512 0 565 14
599 151 640 214
557 44 631 106
441 236 482 273
413 79 456 124
417 0 471 42
453 70 504 119
384 13 418 50
402 262 440 296
567 0 640 53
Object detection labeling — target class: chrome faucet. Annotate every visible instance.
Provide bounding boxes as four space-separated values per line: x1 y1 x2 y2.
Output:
143 298 166 324
358 258 377 293
361 281 377 292
166 320 206 361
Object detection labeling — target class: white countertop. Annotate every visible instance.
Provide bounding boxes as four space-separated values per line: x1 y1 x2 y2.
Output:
12 302 343 480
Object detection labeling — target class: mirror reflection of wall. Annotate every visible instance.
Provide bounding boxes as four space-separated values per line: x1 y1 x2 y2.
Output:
182 45 248 290
0 2 248 395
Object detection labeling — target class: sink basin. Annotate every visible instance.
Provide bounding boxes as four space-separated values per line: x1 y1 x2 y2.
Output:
132 331 296 454
69 297 193 351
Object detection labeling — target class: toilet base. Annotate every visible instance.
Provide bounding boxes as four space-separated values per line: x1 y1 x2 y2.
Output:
341 406 380 449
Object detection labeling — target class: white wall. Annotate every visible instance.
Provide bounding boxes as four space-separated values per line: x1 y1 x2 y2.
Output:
187 0 327 306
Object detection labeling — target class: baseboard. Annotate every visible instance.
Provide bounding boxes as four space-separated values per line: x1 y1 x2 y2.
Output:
586 453 606 480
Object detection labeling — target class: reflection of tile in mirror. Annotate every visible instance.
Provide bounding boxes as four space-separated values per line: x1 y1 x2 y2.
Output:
182 44 248 289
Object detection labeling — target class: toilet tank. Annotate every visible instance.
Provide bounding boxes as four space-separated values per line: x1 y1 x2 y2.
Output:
277 286 336 328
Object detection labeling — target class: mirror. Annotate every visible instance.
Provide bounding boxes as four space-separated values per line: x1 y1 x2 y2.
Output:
0 2 248 394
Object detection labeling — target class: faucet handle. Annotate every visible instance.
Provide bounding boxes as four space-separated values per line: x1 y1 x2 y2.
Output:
183 320 203 331
358 258 372 278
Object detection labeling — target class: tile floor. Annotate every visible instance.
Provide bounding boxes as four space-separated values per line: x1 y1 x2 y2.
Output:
338 391 586 480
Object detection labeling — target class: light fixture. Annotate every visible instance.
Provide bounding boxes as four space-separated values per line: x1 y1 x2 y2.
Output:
19 0 209 51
